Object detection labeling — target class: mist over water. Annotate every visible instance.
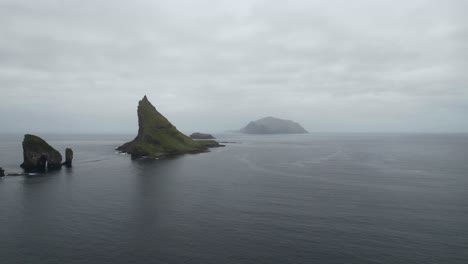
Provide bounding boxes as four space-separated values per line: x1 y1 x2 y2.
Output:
1 133 467 264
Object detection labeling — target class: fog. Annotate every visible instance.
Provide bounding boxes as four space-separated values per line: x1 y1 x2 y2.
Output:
0 0 467 134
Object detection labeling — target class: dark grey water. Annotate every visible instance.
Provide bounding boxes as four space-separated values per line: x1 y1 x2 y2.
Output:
0 133 467 264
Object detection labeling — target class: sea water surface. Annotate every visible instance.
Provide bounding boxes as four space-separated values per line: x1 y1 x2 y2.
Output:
0 133 467 264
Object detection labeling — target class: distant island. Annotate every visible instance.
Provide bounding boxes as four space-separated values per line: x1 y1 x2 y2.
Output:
117 96 222 158
241 117 308 134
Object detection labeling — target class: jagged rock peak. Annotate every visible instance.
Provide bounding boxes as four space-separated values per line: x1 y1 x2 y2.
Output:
117 96 221 158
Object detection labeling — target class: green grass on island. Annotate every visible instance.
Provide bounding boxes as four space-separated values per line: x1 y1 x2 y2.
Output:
117 96 220 158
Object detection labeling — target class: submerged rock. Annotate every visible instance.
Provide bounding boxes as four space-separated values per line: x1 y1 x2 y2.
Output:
0 167 5 177
117 96 222 158
6 172 29 176
190 132 215 139
63 148 73 167
20 134 62 171
241 117 308 134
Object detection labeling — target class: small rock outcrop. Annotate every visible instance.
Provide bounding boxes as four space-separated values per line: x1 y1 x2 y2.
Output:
241 117 308 134
117 96 222 158
63 148 73 167
190 132 215 139
0 167 5 177
20 134 62 171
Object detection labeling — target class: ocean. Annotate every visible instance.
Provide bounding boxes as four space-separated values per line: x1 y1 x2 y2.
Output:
0 133 467 264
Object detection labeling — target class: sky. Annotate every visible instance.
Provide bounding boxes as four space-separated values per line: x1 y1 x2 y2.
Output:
0 0 467 134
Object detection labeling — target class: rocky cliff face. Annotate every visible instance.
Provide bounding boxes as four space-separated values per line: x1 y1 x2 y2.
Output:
117 96 221 158
241 117 308 134
20 134 62 171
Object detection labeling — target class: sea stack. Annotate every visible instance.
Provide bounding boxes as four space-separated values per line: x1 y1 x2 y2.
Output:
190 132 215 139
241 117 308 134
117 96 221 158
63 148 73 167
20 134 62 171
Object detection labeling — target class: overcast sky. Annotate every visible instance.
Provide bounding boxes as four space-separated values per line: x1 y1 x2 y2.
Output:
0 0 467 134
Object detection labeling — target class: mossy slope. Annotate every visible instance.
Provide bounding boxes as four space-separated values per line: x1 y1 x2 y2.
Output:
117 96 220 158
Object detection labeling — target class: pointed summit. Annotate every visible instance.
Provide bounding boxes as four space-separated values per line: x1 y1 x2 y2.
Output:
117 96 221 158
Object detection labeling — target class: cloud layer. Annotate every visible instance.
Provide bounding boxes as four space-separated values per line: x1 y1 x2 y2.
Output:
1 0 467 133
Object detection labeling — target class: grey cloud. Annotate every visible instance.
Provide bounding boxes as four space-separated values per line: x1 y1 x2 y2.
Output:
0 0 467 133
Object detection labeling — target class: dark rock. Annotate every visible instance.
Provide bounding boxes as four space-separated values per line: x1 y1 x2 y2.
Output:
63 148 73 167
190 132 215 139
20 134 62 171
0 167 5 177
241 116 308 134
117 96 222 158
